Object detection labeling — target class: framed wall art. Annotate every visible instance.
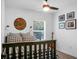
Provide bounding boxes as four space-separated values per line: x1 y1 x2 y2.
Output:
14 18 26 30
67 11 75 19
59 14 65 21
59 22 65 29
65 19 76 29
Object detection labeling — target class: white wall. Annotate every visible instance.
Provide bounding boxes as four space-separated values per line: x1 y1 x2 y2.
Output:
53 0 77 57
3 7 54 43
1 0 5 43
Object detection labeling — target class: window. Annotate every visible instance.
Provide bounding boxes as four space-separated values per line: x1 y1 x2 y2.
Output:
33 21 46 40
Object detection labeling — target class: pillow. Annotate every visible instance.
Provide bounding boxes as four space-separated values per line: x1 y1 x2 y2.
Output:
21 32 36 42
7 33 22 43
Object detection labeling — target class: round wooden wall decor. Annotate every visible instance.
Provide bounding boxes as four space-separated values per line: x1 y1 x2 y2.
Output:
14 18 26 30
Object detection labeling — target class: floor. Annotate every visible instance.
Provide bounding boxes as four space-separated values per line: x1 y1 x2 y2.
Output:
57 51 77 59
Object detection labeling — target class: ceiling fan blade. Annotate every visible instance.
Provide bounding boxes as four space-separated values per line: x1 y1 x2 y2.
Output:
49 6 59 10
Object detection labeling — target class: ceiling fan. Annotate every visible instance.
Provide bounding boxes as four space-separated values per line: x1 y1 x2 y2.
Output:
42 0 59 11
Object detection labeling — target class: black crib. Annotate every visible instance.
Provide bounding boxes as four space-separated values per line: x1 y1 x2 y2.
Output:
1 40 56 59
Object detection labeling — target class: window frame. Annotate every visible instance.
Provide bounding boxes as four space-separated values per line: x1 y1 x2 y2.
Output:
33 20 46 40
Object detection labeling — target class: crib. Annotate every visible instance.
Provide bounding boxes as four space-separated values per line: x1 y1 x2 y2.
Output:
1 40 56 59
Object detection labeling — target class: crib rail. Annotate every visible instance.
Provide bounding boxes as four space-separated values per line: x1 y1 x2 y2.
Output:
1 40 56 59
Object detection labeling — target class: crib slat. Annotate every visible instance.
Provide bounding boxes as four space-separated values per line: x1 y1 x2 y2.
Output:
34 44 37 59
51 43 53 59
29 45 32 59
19 46 21 59
13 46 16 59
24 45 27 59
1 47 6 59
39 44 41 59
54 41 56 59
43 43 45 59
6 46 9 59
47 43 49 59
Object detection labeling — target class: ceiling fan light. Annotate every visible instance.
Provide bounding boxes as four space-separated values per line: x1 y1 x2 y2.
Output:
43 1 50 12
43 6 50 12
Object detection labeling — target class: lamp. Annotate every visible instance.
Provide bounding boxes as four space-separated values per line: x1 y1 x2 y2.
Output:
6 25 10 28
5 25 10 30
5 25 10 35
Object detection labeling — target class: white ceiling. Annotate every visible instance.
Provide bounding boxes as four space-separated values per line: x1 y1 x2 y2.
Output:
5 0 76 12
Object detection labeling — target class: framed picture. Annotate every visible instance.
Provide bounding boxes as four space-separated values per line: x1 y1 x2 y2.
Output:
59 22 65 29
59 14 65 21
65 19 76 29
67 11 75 19
14 18 26 30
